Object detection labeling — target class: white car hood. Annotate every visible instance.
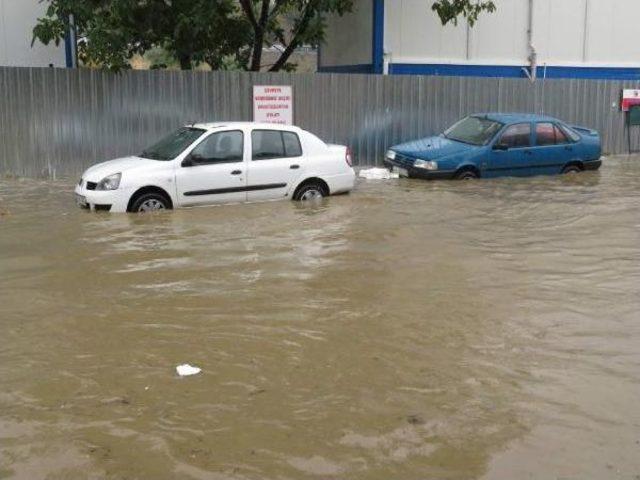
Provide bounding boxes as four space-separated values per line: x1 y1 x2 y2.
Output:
82 156 162 182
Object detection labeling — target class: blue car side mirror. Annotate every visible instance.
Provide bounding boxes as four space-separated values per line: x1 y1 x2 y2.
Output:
493 143 509 151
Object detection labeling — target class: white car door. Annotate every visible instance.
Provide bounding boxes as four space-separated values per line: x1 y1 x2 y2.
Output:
247 129 305 202
175 130 248 206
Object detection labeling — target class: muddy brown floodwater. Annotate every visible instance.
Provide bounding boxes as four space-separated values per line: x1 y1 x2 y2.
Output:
1 156 640 480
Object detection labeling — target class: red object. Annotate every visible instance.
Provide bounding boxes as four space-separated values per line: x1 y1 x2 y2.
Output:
345 147 353 167
621 89 640 112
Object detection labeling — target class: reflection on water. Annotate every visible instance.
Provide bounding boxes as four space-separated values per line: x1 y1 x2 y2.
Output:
1 157 640 479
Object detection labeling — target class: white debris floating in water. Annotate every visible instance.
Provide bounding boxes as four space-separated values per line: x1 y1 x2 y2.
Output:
359 168 399 180
176 364 201 377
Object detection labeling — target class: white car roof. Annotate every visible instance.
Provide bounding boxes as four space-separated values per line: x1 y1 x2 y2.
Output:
191 121 303 132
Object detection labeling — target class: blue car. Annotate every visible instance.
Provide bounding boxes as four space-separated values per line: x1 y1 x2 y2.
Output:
384 113 602 180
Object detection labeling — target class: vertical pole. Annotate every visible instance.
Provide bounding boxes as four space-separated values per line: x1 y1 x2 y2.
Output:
466 19 471 60
628 112 632 154
582 0 590 62
526 0 537 82
372 0 385 74
64 31 73 67
64 14 77 68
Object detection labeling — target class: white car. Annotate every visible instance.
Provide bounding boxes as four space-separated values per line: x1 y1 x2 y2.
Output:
74 122 356 213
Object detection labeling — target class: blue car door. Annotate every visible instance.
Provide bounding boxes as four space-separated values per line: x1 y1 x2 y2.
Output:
485 122 533 178
531 122 573 174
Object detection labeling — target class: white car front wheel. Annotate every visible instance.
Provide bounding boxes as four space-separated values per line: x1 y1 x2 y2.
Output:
130 192 170 213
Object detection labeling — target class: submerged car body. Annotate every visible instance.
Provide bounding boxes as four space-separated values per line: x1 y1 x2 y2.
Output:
384 113 602 180
75 122 355 212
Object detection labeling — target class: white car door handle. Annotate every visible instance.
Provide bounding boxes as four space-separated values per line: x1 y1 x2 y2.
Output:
231 170 242 175
290 164 300 169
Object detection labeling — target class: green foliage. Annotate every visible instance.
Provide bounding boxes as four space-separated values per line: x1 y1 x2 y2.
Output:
32 0 497 72
240 0 495 71
33 0 250 71
238 0 354 71
431 0 496 27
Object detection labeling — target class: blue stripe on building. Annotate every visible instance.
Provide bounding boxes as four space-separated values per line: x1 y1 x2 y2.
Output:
372 0 385 74
318 0 640 80
318 64 374 74
389 63 640 80
64 31 73 68
64 15 78 68
319 62 640 80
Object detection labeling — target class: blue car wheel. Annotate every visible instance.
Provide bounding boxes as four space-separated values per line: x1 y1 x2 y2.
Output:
455 169 479 180
561 164 583 174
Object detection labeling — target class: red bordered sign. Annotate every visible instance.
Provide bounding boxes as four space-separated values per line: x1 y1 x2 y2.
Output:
253 86 293 125
621 89 640 112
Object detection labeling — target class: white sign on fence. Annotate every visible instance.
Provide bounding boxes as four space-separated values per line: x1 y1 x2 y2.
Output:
253 86 293 125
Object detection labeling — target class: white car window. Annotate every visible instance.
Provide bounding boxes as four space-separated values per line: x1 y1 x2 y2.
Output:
252 130 303 160
282 132 302 157
190 131 244 164
252 130 285 160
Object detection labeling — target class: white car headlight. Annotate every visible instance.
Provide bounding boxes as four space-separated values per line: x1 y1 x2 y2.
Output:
414 160 438 171
386 150 396 160
96 173 121 191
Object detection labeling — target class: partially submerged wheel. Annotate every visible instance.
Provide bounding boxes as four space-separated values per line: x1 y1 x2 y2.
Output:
130 192 170 213
293 182 327 202
562 164 582 174
455 169 479 180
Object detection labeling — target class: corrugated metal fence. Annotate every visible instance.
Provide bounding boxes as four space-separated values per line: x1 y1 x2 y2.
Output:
1 66 639 177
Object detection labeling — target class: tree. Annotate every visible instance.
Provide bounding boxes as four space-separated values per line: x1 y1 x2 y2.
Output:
33 0 249 71
238 0 496 72
431 0 496 27
238 0 353 72
33 0 496 72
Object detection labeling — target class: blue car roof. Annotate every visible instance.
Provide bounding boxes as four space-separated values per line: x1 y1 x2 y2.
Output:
473 113 560 124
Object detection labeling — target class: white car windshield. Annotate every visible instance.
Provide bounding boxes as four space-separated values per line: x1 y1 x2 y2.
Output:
443 116 503 146
140 127 206 161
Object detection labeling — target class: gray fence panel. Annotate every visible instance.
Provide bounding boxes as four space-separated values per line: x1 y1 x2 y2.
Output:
0 66 638 178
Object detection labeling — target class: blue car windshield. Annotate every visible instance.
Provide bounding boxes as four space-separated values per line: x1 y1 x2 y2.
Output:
443 116 503 146
140 127 206 161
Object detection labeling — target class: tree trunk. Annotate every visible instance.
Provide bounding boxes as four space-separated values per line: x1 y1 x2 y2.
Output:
269 2 316 72
269 39 298 72
249 0 272 71
249 30 264 71
179 54 192 70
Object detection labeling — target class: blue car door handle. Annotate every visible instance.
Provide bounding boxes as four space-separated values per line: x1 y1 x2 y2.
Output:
524 150 533 155
565 146 573 151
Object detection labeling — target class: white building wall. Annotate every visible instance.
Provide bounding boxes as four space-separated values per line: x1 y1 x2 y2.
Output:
533 0 587 65
586 0 639 65
468 0 529 64
320 0 373 67
0 0 66 67
385 0 467 63
384 0 640 68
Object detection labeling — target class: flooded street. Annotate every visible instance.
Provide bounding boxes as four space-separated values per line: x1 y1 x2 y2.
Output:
1 156 640 479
